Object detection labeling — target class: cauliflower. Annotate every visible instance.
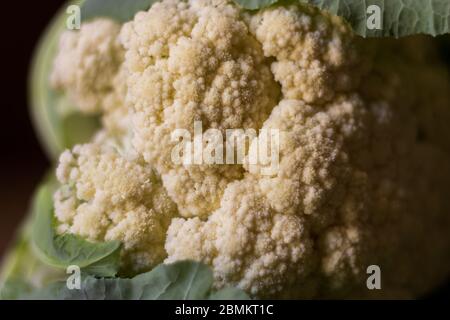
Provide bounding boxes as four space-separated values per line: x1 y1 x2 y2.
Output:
51 18 130 137
121 0 280 217
54 133 177 274
50 0 450 298
51 19 124 114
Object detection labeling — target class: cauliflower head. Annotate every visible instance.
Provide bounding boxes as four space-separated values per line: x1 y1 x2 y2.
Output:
51 0 450 298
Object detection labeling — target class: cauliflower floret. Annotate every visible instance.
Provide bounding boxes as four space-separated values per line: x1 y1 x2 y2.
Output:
121 0 279 217
247 97 367 225
247 4 364 104
51 19 124 114
165 178 316 297
165 96 370 297
54 135 177 274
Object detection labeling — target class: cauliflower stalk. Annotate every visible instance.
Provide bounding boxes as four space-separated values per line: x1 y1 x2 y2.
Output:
48 0 450 298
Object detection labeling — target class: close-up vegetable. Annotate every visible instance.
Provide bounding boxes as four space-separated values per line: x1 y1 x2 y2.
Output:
1 0 450 302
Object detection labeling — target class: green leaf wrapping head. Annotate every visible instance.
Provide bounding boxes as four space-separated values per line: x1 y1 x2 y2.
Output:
23 261 250 300
32 183 122 277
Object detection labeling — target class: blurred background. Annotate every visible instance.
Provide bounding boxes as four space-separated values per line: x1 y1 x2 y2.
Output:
0 0 448 299
0 2 61 256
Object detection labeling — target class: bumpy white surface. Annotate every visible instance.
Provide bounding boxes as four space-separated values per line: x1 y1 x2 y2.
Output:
51 19 124 113
52 0 450 298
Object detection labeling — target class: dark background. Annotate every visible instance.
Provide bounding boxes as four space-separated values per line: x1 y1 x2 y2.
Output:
0 2 59 254
0 0 448 299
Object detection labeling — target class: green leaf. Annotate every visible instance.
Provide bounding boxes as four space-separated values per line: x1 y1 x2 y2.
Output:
0 279 32 300
29 0 100 160
81 0 157 23
137 261 213 299
0 173 68 300
232 0 278 10
22 261 250 300
31 183 122 277
233 0 450 37
0 231 66 299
